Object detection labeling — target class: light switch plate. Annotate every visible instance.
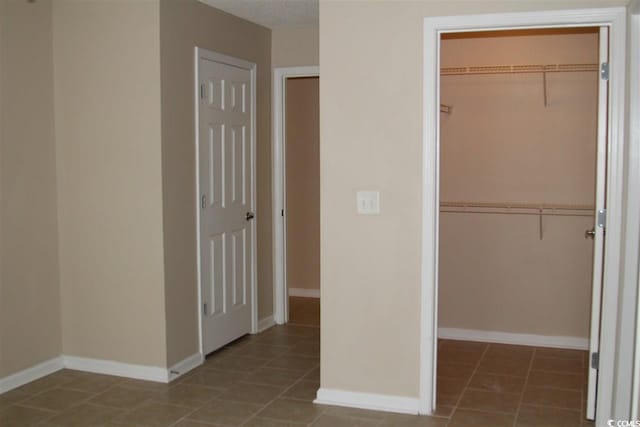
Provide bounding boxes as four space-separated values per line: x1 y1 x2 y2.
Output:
356 191 380 215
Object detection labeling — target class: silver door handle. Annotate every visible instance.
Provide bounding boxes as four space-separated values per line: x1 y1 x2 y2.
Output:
246 212 255 221
585 228 596 239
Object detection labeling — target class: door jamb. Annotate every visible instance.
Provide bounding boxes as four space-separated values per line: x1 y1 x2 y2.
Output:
195 47 258 357
421 8 627 424
272 66 320 324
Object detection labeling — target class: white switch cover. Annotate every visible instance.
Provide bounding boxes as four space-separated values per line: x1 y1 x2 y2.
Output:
356 191 380 215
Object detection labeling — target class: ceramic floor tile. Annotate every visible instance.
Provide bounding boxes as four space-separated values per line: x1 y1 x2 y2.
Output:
281 380 319 401
202 356 268 373
516 404 581 427
532 357 583 375
311 414 381 427
535 348 586 360
522 386 582 410
46 403 124 427
320 404 387 421
187 399 262 426
448 408 515 427
217 382 285 405
89 385 158 409
113 402 192 427
379 413 448 426
0 404 55 427
242 367 304 388
182 368 249 389
527 371 584 391
21 387 93 411
244 416 308 426
457 389 521 414
60 372 125 393
257 398 323 424
266 355 320 372
477 357 531 377
437 362 477 380
467 372 526 394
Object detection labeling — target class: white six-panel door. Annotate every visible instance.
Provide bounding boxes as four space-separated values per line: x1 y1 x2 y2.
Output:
197 49 256 355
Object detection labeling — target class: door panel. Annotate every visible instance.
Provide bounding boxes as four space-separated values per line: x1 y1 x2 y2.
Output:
586 26 609 421
199 52 255 355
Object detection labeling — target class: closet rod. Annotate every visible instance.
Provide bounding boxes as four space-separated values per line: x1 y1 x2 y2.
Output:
441 63 599 76
440 201 594 217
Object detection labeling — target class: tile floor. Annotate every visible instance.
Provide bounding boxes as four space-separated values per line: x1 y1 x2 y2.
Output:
0 298 593 427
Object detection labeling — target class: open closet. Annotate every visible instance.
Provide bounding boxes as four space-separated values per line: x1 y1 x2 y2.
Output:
436 28 602 423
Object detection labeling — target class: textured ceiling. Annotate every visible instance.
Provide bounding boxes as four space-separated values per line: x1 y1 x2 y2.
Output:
197 0 318 29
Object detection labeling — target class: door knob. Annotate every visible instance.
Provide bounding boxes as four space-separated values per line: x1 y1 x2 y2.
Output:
585 228 596 239
245 212 255 221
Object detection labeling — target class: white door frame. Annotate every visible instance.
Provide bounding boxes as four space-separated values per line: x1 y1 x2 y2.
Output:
420 7 627 424
272 66 320 324
195 47 258 357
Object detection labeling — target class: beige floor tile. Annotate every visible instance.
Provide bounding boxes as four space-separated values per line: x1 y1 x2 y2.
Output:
380 413 448 426
173 420 217 427
244 416 307 426
21 387 93 411
282 380 319 401
522 386 582 410
516 404 581 427
232 343 291 360
535 348 586 360
187 399 262 426
0 388 31 410
527 371 584 391
217 382 285 405
114 402 192 427
436 377 467 406
60 372 124 393
182 368 248 389
532 357 583 375
0 404 55 426
257 398 323 423
311 413 381 426
266 355 320 372
243 367 304 388
10 373 74 396
437 362 476 380
467 372 526 393
448 408 514 427
202 356 268 373
46 403 123 427
89 385 157 409
151 383 222 408
457 389 520 414
477 357 531 377
287 340 321 357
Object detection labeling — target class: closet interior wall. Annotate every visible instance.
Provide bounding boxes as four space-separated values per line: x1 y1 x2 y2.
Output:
438 30 598 341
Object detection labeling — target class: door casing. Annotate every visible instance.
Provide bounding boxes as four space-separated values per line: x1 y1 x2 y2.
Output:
421 8 628 425
272 66 320 325
195 47 258 357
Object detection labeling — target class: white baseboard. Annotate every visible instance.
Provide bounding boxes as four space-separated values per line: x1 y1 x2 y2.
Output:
257 315 276 332
438 327 589 350
0 357 64 394
314 388 420 415
168 353 203 382
63 355 169 383
289 288 320 298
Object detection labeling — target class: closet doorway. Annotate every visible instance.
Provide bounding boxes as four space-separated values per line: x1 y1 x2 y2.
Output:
273 67 320 326
433 27 609 423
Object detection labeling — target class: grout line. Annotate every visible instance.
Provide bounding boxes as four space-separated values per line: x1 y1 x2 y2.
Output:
445 341 490 423
512 347 536 427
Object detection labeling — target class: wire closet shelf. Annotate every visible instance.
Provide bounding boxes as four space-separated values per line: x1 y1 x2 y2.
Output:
440 201 594 217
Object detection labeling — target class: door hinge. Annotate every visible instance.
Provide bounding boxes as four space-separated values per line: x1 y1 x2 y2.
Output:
597 209 607 230
601 62 609 81
200 84 205 99
281 209 284 217
591 352 599 370
203 302 207 315
201 194 206 209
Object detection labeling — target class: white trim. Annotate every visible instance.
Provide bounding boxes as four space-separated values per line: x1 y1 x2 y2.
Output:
288 288 320 298
257 315 276 333
272 66 320 325
438 328 588 351
195 47 259 357
168 353 203 382
0 357 64 394
63 356 169 383
421 8 627 423
314 388 420 415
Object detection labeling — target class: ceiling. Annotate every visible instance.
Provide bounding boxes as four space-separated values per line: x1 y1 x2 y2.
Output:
197 0 318 29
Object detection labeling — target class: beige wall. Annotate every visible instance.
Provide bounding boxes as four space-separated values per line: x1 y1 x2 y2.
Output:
272 26 319 67
0 0 62 377
286 77 320 291
159 0 272 365
439 33 597 338
320 0 627 399
53 0 167 367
